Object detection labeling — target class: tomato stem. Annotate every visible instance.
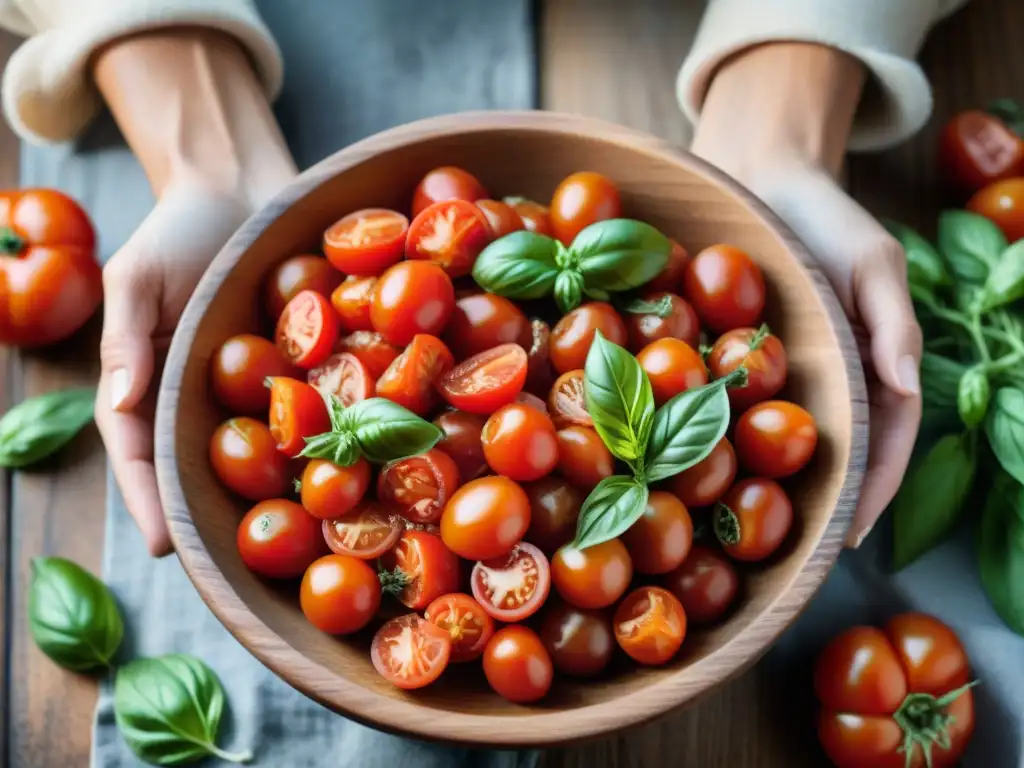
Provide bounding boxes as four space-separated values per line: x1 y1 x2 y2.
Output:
717 366 748 390
713 504 740 545
748 324 770 351
893 680 979 768
0 227 25 255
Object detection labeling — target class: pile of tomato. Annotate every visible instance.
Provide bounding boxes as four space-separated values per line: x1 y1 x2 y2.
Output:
207 166 818 701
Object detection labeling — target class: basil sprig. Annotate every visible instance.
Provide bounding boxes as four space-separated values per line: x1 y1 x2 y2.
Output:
0 388 95 468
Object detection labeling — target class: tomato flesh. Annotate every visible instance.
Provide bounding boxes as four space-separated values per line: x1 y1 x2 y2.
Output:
371 614 452 689
307 351 375 406
613 586 687 666
377 448 461 524
406 199 492 278
471 542 551 622
425 593 496 662
548 369 592 428
335 330 401 379
237 499 324 578
380 529 461 611
330 275 377 333
437 343 528 413
323 208 408 276
375 334 454 416
267 376 331 457
322 500 403 559
276 289 340 369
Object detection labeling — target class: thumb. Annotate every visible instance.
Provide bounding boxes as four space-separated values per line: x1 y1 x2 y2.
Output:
100 258 160 412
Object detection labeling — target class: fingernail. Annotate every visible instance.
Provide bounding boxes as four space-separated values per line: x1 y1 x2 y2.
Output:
845 525 871 549
110 368 131 410
897 355 920 396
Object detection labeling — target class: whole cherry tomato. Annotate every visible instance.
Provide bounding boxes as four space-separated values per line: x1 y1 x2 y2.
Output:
539 600 614 677
307 351 374 407
707 325 788 410
406 200 492 278
267 376 330 457
237 499 324 579
443 292 531 360
335 330 401 379
715 478 793 561
525 318 555 395
734 400 818 478
471 542 551 622
666 437 737 508
551 539 633 609
613 586 687 666
636 337 708 405
441 475 531 560
523 477 583 554
550 171 621 245
323 208 408 276
379 528 461 611
682 244 765 334
939 107 1024 193
370 261 455 346
322 500 403 559
620 491 693 574
425 593 496 663
664 545 740 625
967 176 1024 242
300 554 381 634
504 197 553 236
0 189 102 347
375 334 454 415
549 302 628 374
437 343 528 414
330 275 376 333
475 199 524 238
547 369 592 428
646 239 690 292
555 425 613 491
276 289 340 369
624 292 700 352
299 458 371 519
483 626 553 703
481 402 559 481
371 614 452 689
377 448 461 524
210 418 291 500
433 409 488 482
210 334 298 415
412 166 489 217
264 254 342 321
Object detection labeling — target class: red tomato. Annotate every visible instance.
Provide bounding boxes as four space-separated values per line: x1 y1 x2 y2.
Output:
549 302 628 374
300 554 381 634
539 601 614 677
322 500 403 559
323 208 408 276
682 244 765 334
265 254 343 320
441 475 531 560
483 626 553 704
481 403 559 481
475 199 524 238
210 334 298 415
664 545 740 625
377 448 461 524
939 109 1024 193
425 593 496 663
624 292 700 352
433 409 488 482
547 369 592 428
525 318 555 395
443 293 531 360
329 275 376 333
267 376 330 457
370 261 455 346
307 352 374 406
437 343 528 414
406 200 491 278
299 458 371 520
504 197 553 236
524 477 583 554
636 338 708 405
276 289 340 369
967 176 1024 242
646 239 690 292
516 391 548 412
0 189 101 347
707 326 787 410
375 334 454 415
666 437 737 508
613 586 687 666
335 330 401 379
715 478 793 561
815 613 974 768
550 171 622 245
551 539 633 609
379 529 461 611
621 491 693 574
237 499 324 579
734 400 818 478
412 167 489 216
471 542 551 622
555 426 613 491
210 418 291 500
371 613 452 689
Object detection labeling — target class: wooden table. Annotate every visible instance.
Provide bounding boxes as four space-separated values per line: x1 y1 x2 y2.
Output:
2 1 1021 764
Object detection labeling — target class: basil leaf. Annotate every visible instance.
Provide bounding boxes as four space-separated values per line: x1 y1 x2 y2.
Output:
554 269 585 313
957 367 991 428
977 469 1024 635
986 388 1024 485
920 353 968 410
583 331 654 467
979 240 1024 311
347 398 444 463
643 378 731 484
938 210 1006 283
573 475 649 550
115 654 252 765
28 557 123 671
0 388 95 468
572 219 671 292
884 219 950 289
621 294 674 318
892 433 976 569
471 231 560 299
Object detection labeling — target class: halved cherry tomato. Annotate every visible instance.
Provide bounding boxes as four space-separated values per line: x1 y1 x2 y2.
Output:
666 437 737 508
300 554 381 634
524 477 583 554
323 208 408 276
375 334 454 415
267 376 330 456
555 426 613 491
299 458 371 519
406 199 492 278
550 171 621 245
433 409 488 482
682 244 765 334
307 352 374 406
441 476 531 560
940 108 1024 193
370 261 455 346
483 626 553 703
734 400 818 478
380 529 461 610
322 500 403 559
621 491 693 574
539 600 614 678
335 330 401 379
371 613 452 689
504 197 553 236
636 338 708 405
211 334 298 415
276 289 340 369
377 448 461 524
471 542 551 622
549 302 628 374
475 199 524 238
329 275 376 332
524 318 555 395
210 417 291 500
547 369 592 428
967 176 1024 242
646 239 690 292
664 545 740 625
237 499 324 579
425 593 495 662
551 539 633 609
715 478 793 561
707 325 787 410
443 293 531 360
437 343 528 413
613 586 687 666
412 166 489 217
481 402 559 481
624 292 700 352
265 254 343 320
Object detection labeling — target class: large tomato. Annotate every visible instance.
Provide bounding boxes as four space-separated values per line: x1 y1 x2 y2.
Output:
237 499 325 579
210 334 298 415
405 200 491 278
939 108 1024 193
441 475 531 560
706 325 788 410
0 188 102 346
323 208 408 276
620 491 693 575
636 337 708 405
370 261 455 346
379 529 461 611
549 171 621 245
299 458 371 520
481 402 559 481
551 539 632 609
264 254 343 321
734 400 818 478
966 177 1024 243
443 292 531 360
549 302 628 374
209 417 291 500
377 448 461 524
300 554 381 635
412 167 489 216
375 334 453 416
682 244 765 334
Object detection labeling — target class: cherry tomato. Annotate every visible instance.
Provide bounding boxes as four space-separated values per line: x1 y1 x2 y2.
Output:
210 418 291 500
550 171 621 245
666 437 737 508
265 254 343 320
682 244 765 334
664 545 740 625
734 400 818 478
371 613 452 689
377 448 461 524
433 409 488 482
646 239 690 292
516 391 548 412
329 275 376 333
370 261 455 346
375 334 454 416
267 376 330 457
715 478 793 561
707 325 787 410
504 197 553 236
300 554 381 635
425 593 496 662
613 586 687 666
636 338 708 405
437 343 528 414
322 500 403 559
380 529 461 610
406 200 491 278
547 369 592 428
210 334 298 415
475 199 524 238
276 289 340 369
323 208 408 276
621 491 693 574
549 302 628 374
524 477 583 554
967 176 1024 242
539 601 614 677
299 458 371 520
307 351 374 406
551 539 632 609
335 330 401 379
481 403 559 481
483 626 553 703
441 476 531 560
237 499 324 579
525 318 555 395
471 542 551 622
939 108 1024 193
443 293 531 360
624 292 700 353
412 167 489 217
555 426 613 491
0 188 101 347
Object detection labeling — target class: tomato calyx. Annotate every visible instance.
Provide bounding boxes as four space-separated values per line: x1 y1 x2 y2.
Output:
0 226 25 255
292 477 302 493
747 323 770 352
713 504 740 546
892 681 980 768
378 566 412 596
698 343 713 361
713 366 749 389
621 294 673 318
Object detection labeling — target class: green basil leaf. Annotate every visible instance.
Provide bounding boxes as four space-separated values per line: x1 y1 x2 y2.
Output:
884 219 950 288
977 469 1024 635
571 219 670 292
471 231 560 299
643 378 731 484
115 654 252 765
347 398 444 463
979 240 1024 311
986 387 1024 485
0 388 95 468
920 353 968 410
583 331 654 467
957 367 991 428
621 294 674 318
938 210 1006 284
573 475 649 550
988 98 1024 136
892 433 976 570
554 269 585 313
28 557 123 672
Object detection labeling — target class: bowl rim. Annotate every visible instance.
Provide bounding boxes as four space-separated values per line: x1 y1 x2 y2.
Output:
155 109 868 747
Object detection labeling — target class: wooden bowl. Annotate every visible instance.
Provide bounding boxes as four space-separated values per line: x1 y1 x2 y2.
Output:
155 111 868 747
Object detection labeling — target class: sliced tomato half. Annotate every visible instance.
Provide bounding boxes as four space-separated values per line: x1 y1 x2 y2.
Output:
471 542 551 622
424 593 496 662
275 289 340 369
307 352 374 406
322 501 403 559
267 376 331 456
375 334 454 415
437 343 528 414
370 614 451 690
405 199 491 278
613 586 687 666
335 330 401 379
548 369 592 428
380 529 460 610
323 208 408 276
377 448 461 524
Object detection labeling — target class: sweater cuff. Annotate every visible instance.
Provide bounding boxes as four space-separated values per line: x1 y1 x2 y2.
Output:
2 0 283 145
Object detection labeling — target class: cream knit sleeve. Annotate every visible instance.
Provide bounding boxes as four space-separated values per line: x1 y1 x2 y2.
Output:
0 0 282 145
678 0 971 151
